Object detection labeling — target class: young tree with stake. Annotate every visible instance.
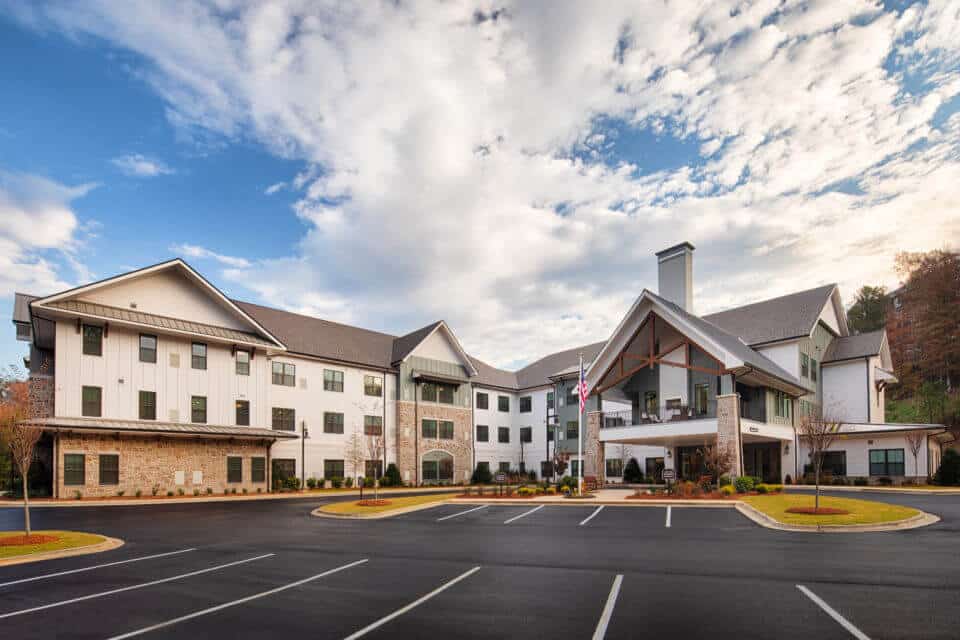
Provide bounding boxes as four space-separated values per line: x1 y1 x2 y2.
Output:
905 430 926 485
0 377 42 536
366 431 385 501
798 408 843 511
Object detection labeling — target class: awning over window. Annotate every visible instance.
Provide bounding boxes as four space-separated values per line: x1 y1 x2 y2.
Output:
20 417 299 440
411 370 468 386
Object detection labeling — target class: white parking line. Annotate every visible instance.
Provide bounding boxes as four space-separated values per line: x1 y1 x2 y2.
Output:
797 585 871 640
0 548 197 588
343 566 481 640
580 506 605 526
592 574 623 640
106 559 369 640
0 553 274 620
665 505 672 528
437 505 488 521
503 505 544 524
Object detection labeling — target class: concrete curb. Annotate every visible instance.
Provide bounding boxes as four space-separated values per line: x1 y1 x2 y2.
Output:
450 498 739 508
0 535 124 567
311 499 455 520
785 485 960 496
0 487 456 509
735 502 940 533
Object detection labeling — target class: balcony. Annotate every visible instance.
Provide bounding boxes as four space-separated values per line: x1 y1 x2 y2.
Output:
601 400 717 429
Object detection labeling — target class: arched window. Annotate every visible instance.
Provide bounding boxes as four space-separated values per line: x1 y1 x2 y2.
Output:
422 450 454 485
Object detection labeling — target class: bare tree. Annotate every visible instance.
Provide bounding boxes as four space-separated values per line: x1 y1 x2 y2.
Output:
698 441 735 489
905 430 926 485
345 427 365 485
366 431 385 501
0 377 41 536
798 409 843 511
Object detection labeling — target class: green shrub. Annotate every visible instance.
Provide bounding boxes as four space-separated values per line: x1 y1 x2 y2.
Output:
116 490 125 497
877 476 893 486
331 476 343 489
623 457 643 483
206 487 214 494
363 476 375 488
935 449 960 485
177 488 185 496
166 490 174 497
151 484 160 496
193 488 200 496
784 474 792 485
257 487 262 493
755 483 769 494
471 463 493 484
345 477 354 488
720 485 735 496
242 487 248 494
382 463 401 487
734 476 755 493
135 488 142 498
306 477 318 489
718 475 732 487
73 490 82 500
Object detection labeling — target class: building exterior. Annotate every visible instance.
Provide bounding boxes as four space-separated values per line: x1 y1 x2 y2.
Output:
10 244 950 497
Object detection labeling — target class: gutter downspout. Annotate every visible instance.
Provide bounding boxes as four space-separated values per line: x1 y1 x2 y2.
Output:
414 381 419 486
865 358 872 423
470 386 476 483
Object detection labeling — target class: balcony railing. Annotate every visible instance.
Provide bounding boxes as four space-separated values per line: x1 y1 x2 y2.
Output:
601 400 717 428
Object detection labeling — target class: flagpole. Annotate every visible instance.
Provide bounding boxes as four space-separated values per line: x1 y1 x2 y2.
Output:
578 353 583 497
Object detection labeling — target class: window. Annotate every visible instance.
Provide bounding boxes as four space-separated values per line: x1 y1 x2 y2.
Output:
566 385 578 407
191 396 207 423
519 396 532 413
364 415 383 436
323 412 344 434
272 459 295 485
236 400 250 426
810 358 818 382
541 461 553 478
324 459 345 479
251 457 266 482
818 451 846 476
570 460 580 477
644 391 658 415
498 427 510 443
476 392 489 409
323 369 344 392
498 395 510 412
364 375 383 397
801 353 809 378
421 383 437 402
227 457 242 483
422 419 438 438
272 361 295 386
235 350 250 376
498 462 511 473
82 386 102 417
547 427 554 441
694 383 709 415
606 459 623 477
566 421 578 440
139 390 156 420
272 407 296 431
82 324 103 356
439 420 454 440
477 461 490 476
476 425 489 442
365 460 384 478
191 343 207 370
869 449 905 476
139 334 157 363
520 427 532 443
438 384 454 404
774 391 791 418
547 391 555 410
99 454 119 485
64 454 85 486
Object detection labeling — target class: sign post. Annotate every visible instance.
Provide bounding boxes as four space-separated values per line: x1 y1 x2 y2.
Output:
662 468 676 489
495 471 506 496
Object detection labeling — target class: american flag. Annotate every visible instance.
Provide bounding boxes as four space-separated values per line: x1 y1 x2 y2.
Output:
578 356 588 413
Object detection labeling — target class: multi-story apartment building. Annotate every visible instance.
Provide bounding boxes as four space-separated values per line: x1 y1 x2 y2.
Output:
11 243 950 498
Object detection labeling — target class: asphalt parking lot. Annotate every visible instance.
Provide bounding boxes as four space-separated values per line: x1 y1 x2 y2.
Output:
2 491 959 639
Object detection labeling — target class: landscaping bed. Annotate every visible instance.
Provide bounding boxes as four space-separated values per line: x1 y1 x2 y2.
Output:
316 492 457 516
0 530 106 560
743 494 920 526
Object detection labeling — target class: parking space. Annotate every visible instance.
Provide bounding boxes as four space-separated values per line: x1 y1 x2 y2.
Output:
2 495 958 639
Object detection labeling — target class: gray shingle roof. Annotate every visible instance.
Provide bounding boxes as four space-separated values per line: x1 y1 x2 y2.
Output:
43 299 277 348
391 321 443 364
514 341 607 389
824 330 885 363
13 293 37 324
236 300 397 369
21 416 298 439
470 356 519 389
703 283 837 345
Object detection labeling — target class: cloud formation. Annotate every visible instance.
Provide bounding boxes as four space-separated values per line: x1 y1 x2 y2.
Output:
170 243 251 269
111 153 174 177
15 1 960 367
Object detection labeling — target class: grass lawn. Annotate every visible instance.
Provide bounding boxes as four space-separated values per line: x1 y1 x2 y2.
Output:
744 494 920 526
0 530 106 559
317 492 457 516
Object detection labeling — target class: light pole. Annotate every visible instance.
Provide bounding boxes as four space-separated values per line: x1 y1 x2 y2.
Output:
301 422 309 491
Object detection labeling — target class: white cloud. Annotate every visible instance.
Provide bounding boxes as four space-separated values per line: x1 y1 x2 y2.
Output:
264 181 285 195
19 0 960 367
0 170 95 296
170 243 251 269
111 153 174 177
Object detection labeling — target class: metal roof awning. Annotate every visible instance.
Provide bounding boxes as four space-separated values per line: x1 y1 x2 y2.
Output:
20 417 299 440
411 370 469 386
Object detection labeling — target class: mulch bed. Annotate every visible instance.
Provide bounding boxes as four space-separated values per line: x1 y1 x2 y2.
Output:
0 534 60 546
355 500 392 507
785 506 850 515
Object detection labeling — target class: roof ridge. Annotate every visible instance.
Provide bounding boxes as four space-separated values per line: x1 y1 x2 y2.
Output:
703 282 836 318
233 299 399 340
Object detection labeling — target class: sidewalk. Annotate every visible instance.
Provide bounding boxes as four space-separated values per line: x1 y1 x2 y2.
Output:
786 485 960 496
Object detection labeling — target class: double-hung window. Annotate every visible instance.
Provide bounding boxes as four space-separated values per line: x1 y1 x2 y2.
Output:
323 369 344 392
82 386 102 417
272 361 295 386
566 421 578 440
606 459 623 477
323 412 344 434
422 419 438 439
139 390 156 420
236 350 250 376
498 395 510 412
869 449 905 476
498 427 510 443
251 457 266 482
694 383 710 415
236 400 250 426
272 407 296 431
476 392 489 409
476 425 489 442
82 325 103 356
520 427 532 443
364 415 383 436
438 384 454 404
364 375 382 397
139 334 157 363
64 454 85 486
191 396 207 423
324 459 345 479
438 420 454 440
547 391 555 410
801 353 809 378
519 396 532 413
566 385 578 407
99 454 119 485
227 457 242 483
191 343 207 370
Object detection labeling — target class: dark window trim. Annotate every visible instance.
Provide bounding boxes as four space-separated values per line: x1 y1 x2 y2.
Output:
64 453 85 486
519 396 532 413
273 407 297 432
192 342 208 370
476 392 489 410
139 390 156 421
476 424 489 442
227 456 243 483
82 386 102 417
251 457 266 482
139 334 158 364
323 411 344 434
323 369 345 392
236 350 251 376
99 454 120 485
236 400 250 426
82 324 103 357
191 395 207 423
498 426 510 443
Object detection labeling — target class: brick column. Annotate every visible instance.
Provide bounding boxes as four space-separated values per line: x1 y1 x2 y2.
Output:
716 393 742 477
585 410 604 482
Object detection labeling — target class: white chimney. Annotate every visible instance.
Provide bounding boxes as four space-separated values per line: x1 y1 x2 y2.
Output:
656 242 695 311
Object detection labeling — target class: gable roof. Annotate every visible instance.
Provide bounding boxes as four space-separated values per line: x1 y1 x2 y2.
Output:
823 330 885 363
514 341 607 389
235 300 396 370
391 321 444 363
703 283 838 346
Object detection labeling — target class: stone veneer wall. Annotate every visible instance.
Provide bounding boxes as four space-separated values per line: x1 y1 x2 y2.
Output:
716 393 742 477
396 400 473 485
56 433 271 498
584 411 604 480
28 375 55 418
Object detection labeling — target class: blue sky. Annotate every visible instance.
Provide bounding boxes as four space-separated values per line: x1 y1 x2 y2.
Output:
1 1 959 371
